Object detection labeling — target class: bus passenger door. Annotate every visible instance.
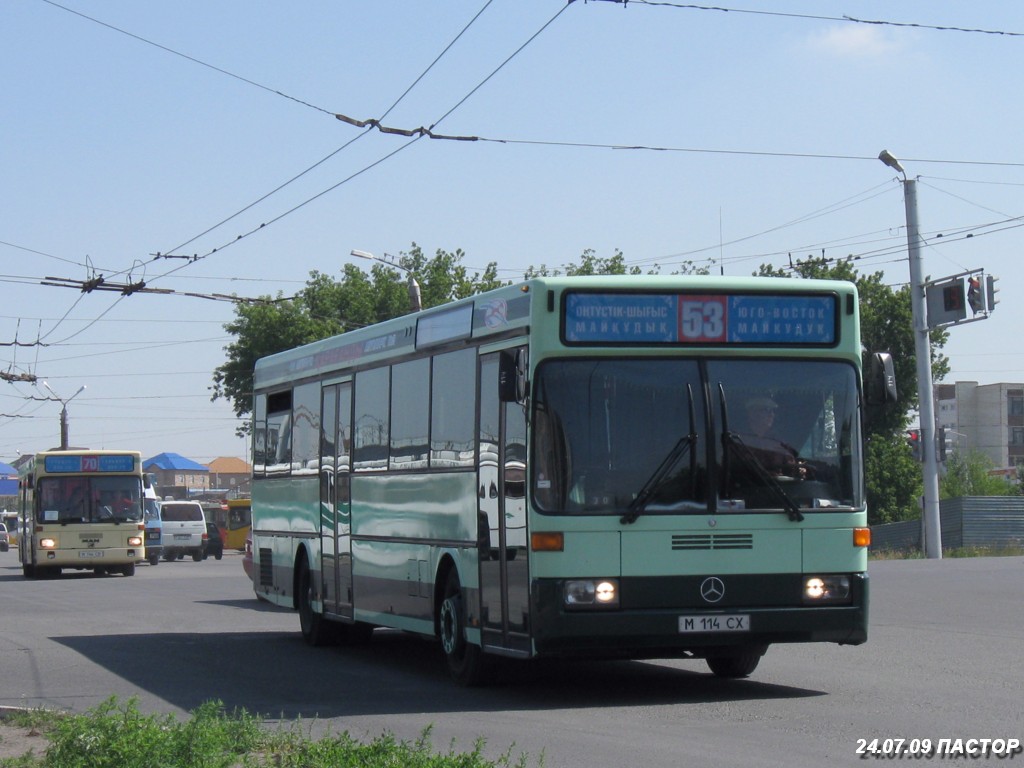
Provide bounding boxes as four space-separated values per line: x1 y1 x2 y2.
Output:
321 382 354 620
478 351 530 654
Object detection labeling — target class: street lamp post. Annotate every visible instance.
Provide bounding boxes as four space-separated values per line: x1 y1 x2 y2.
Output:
878 150 942 559
350 249 422 312
42 381 86 451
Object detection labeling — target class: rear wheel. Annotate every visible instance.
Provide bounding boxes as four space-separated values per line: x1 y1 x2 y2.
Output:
121 563 136 577
148 554 159 566
438 569 487 686
298 557 335 646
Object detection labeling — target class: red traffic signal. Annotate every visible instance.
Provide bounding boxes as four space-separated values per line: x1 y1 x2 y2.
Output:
967 276 984 314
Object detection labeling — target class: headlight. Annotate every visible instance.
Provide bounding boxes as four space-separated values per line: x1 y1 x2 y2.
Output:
128 536 143 547
564 579 619 609
803 574 851 604
39 537 57 549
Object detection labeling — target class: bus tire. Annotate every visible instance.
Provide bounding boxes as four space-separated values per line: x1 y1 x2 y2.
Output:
706 646 765 678
148 554 159 566
439 569 487 686
121 564 136 577
298 557 335 647
22 563 35 578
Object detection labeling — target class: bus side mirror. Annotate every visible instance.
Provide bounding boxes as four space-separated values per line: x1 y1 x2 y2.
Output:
499 348 529 403
866 352 898 405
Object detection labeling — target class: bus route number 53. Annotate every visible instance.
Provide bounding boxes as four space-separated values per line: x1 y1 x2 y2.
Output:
680 296 726 342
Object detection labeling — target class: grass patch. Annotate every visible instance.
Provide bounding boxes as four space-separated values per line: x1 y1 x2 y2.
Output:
0 697 538 768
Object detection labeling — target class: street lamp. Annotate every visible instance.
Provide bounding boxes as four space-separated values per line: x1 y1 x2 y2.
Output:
42 381 86 450
878 149 942 559
350 249 422 312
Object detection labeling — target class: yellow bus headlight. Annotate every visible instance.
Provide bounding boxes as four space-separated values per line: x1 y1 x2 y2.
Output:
803 575 851 604
564 579 619 609
128 536 143 547
39 537 57 549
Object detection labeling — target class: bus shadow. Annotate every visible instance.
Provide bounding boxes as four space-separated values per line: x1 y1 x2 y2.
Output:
53 628 825 719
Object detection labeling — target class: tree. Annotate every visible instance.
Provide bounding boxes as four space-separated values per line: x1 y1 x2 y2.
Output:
864 436 923 524
941 450 1018 498
211 245 501 429
524 248 711 278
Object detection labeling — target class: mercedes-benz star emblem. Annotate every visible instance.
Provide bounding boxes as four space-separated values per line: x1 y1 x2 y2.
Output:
700 576 725 603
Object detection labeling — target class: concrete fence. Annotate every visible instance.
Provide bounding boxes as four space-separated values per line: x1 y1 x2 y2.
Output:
871 496 1024 552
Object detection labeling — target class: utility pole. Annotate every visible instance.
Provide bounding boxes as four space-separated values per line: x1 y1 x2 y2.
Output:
42 381 86 451
879 150 942 558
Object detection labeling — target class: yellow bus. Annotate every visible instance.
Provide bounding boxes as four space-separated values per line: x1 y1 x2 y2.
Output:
222 498 251 551
205 498 251 551
19 450 146 578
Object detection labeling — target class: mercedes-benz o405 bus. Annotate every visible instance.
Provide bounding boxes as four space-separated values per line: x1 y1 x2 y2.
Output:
250 275 895 684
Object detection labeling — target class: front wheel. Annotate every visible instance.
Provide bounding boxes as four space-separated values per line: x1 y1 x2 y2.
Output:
706 646 765 678
438 569 487 686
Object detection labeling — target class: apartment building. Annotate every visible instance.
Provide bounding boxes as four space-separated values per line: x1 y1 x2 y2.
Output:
935 381 1024 470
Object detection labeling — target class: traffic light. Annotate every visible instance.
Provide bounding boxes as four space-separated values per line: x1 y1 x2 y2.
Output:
986 274 999 313
967 276 984 314
907 429 922 461
943 281 965 313
937 427 951 462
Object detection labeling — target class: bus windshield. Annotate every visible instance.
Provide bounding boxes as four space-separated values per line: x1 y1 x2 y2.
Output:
531 358 862 515
37 476 144 524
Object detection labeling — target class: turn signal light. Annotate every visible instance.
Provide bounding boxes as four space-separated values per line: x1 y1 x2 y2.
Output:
531 531 564 552
853 528 871 547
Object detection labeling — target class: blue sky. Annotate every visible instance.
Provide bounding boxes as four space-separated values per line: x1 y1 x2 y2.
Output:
3 1 1023 464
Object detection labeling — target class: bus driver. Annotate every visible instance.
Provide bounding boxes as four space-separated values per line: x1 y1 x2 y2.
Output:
739 396 805 479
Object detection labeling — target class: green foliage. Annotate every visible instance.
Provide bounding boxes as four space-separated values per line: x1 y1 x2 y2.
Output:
864 436 922 525
940 450 1019 498
16 697 261 768
0 698 536 768
212 244 502 426
524 248 642 277
524 247 711 277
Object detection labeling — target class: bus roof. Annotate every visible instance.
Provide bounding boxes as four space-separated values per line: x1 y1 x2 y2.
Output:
253 275 858 390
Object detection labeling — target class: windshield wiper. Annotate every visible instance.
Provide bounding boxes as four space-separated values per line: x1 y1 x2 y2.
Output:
718 383 804 523
621 384 697 525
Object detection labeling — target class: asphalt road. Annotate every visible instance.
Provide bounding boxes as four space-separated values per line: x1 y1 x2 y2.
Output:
1 549 1021 767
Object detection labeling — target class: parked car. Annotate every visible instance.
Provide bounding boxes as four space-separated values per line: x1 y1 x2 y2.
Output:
159 501 206 561
0 522 9 553
204 522 224 560
143 497 162 565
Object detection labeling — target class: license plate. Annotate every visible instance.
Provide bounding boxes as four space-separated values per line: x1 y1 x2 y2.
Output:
174 534 191 540
678 614 750 633
78 550 104 559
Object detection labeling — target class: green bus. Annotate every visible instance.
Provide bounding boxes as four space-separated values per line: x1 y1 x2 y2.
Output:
250 275 894 684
